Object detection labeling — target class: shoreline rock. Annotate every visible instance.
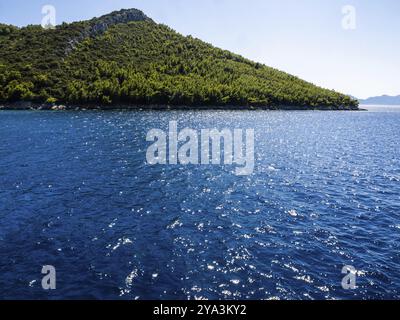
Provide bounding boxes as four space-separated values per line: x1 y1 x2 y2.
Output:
0 101 361 111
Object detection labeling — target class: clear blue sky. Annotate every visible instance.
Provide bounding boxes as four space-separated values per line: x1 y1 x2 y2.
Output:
0 0 399 98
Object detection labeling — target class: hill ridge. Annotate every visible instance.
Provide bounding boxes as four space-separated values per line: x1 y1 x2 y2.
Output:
359 94 400 105
64 9 153 55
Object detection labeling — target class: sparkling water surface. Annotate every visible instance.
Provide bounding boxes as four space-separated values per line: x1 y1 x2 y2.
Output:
0 107 399 300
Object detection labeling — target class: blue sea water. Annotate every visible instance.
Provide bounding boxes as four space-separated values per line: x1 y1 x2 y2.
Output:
0 107 399 300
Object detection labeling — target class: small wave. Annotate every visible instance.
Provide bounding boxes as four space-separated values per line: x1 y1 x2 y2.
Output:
167 218 182 229
287 209 298 217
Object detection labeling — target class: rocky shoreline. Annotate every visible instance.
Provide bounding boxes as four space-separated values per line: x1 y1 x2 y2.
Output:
0 101 361 111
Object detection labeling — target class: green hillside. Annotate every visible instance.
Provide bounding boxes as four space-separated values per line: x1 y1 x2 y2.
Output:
0 9 359 110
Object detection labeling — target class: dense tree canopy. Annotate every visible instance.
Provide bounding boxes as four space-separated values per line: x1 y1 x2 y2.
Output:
0 10 359 109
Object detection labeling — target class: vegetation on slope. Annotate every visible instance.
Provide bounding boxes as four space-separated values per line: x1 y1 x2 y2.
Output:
0 9 358 109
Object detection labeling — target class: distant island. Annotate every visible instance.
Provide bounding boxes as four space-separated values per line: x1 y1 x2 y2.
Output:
359 95 400 105
0 8 359 111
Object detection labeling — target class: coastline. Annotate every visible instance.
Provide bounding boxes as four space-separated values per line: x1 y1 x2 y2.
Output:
0 101 361 111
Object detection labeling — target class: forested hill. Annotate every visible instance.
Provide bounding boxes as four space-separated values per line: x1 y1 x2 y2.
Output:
0 8 359 110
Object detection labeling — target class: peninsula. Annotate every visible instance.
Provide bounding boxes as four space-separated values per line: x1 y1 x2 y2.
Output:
0 9 359 110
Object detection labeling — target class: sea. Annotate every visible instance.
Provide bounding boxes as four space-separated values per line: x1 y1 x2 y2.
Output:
0 105 399 300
